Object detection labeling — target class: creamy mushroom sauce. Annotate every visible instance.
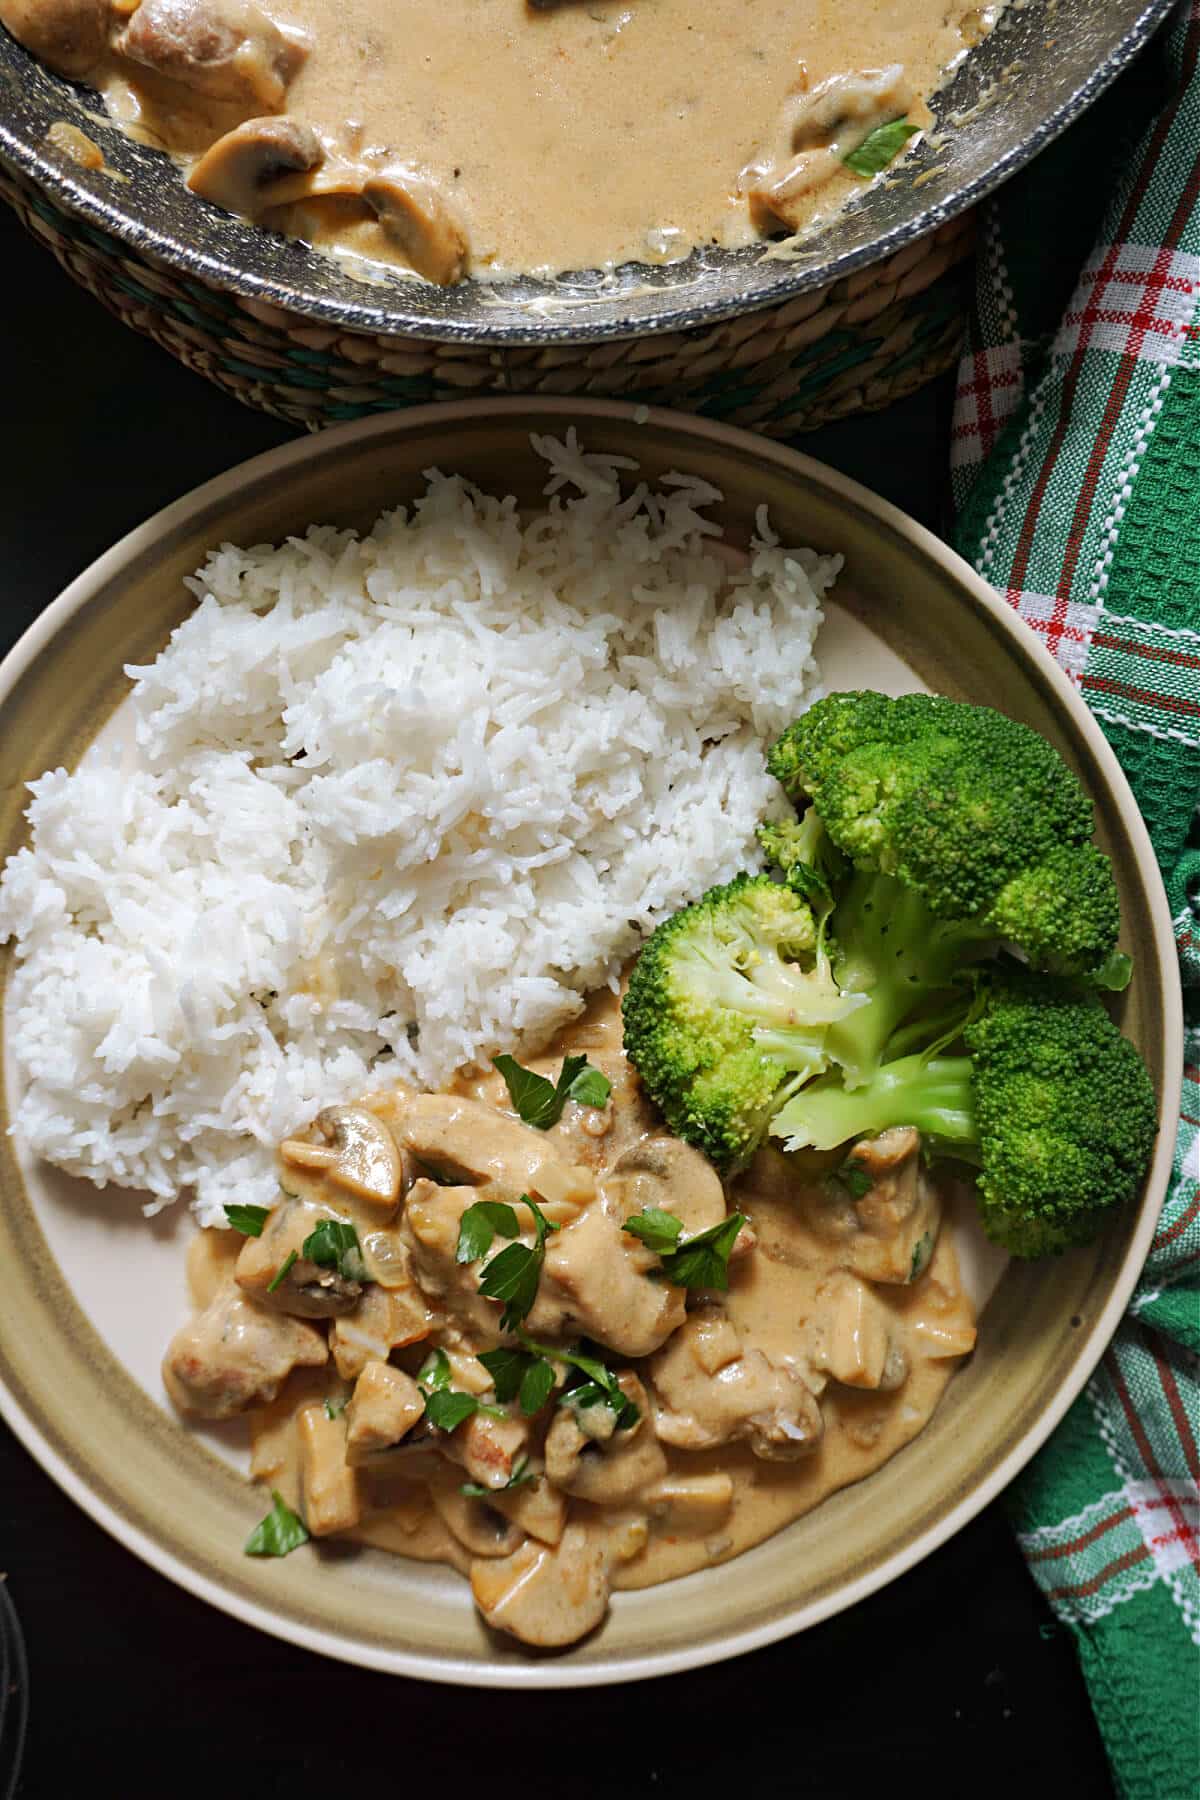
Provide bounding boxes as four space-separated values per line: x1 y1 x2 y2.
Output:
6 0 1003 282
167 986 976 1647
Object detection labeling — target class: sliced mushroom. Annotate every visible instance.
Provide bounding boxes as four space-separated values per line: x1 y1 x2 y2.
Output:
0 0 110 78
609 1137 726 1238
362 171 469 287
235 1193 363 1318
187 115 324 220
489 1472 566 1547
544 1375 666 1504
807 1271 909 1392
398 1094 594 1213
344 1360 426 1464
470 1522 610 1648
330 1280 433 1380
430 1484 525 1559
162 1281 326 1418
280 1104 402 1213
298 1401 361 1535
114 0 307 110
742 64 916 232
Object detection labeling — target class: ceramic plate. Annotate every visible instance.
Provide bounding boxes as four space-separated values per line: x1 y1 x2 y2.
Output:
0 402 1181 1686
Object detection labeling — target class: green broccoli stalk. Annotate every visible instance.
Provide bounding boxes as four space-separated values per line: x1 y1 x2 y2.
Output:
622 873 869 1173
762 691 1130 1084
773 965 1157 1257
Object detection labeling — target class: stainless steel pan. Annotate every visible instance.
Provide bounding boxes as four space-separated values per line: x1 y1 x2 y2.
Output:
0 0 1176 345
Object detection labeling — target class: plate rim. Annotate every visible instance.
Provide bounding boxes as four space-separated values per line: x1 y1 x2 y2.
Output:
0 397 1183 1686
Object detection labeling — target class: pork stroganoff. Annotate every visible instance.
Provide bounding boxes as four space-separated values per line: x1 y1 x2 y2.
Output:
2 0 1006 282
0 437 1155 1651
167 993 976 1647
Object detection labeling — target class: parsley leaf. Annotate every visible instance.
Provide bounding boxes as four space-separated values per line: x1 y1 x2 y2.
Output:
515 1331 640 1430
244 1490 309 1557
302 1218 367 1283
417 1347 452 1393
266 1249 297 1293
565 1065 612 1109
518 1356 556 1416
455 1200 521 1265
424 1389 481 1433
909 1231 934 1282
843 117 919 177
224 1203 270 1238
460 1454 537 1500
476 1194 558 1331
561 1377 640 1431
476 1346 528 1405
323 1398 346 1421
493 1052 611 1129
622 1207 684 1254
658 1213 745 1292
834 1161 874 1201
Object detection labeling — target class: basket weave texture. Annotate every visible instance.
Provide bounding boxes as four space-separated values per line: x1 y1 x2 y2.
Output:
2 160 974 434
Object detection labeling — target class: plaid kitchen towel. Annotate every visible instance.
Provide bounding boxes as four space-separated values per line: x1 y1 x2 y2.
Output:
950 6 1200 1794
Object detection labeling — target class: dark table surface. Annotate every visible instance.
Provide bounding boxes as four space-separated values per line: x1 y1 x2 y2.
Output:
0 202 1118 1800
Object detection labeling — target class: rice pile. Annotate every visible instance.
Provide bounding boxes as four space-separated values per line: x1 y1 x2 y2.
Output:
0 432 837 1225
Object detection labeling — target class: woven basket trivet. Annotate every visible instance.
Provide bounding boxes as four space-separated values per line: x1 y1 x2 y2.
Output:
1 159 975 434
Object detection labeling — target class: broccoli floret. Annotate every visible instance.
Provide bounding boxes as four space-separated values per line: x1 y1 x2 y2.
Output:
622 873 868 1173
772 965 1157 1258
763 692 1127 1082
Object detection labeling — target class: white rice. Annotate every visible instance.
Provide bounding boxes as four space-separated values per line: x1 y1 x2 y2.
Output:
0 431 837 1226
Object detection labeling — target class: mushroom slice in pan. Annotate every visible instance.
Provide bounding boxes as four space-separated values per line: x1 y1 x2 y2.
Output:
0 0 110 78
114 0 307 110
470 1522 610 1648
362 171 470 287
187 115 324 220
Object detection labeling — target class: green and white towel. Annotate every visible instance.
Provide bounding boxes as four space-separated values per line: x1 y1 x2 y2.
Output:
950 7 1200 1793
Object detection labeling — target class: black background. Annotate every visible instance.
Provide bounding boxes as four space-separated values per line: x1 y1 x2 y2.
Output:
0 202 1117 1799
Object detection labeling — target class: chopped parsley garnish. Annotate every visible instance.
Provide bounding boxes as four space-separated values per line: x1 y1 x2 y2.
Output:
266 1250 297 1293
301 1218 367 1283
224 1203 270 1238
621 1207 684 1255
909 1231 935 1282
622 1209 745 1291
417 1347 452 1392
460 1454 537 1500
834 1161 875 1201
493 1052 612 1130
323 1398 346 1421
657 1214 746 1292
843 117 920 178
455 1200 521 1265
424 1389 485 1433
418 1346 504 1432
477 1194 559 1331
244 1490 309 1558
479 1334 638 1427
